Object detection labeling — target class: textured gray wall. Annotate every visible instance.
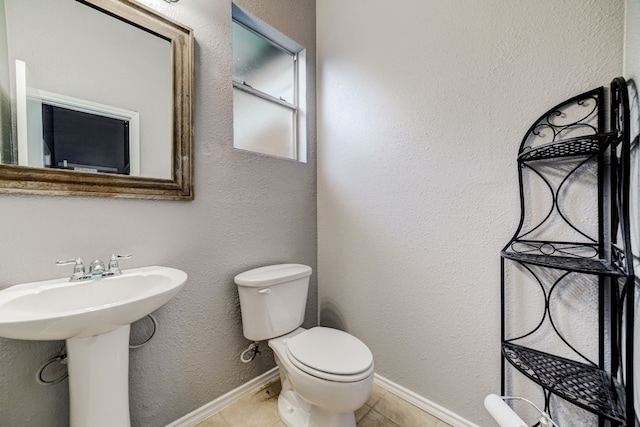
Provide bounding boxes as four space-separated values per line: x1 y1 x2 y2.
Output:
317 0 623 425
0 0 316 425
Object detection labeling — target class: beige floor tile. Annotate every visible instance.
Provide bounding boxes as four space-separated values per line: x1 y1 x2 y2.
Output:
355 404 372 422
218 381 281 426
366 383 388 407
373 392 442 427
195 379 453 427
357 409 401 427
194 412 230 427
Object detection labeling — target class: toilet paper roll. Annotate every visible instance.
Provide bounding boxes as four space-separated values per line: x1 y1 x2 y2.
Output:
484 394 528 427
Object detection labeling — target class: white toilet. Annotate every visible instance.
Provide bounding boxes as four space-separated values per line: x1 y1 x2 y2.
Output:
234 264 374 427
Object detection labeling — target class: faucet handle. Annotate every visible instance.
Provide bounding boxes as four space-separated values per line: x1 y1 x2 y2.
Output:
108 254 132 274
56 258 85 280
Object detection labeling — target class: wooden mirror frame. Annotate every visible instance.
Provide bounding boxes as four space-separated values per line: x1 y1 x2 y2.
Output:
0 0 194 200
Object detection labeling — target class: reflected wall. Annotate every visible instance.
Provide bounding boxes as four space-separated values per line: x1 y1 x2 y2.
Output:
1 0 172 178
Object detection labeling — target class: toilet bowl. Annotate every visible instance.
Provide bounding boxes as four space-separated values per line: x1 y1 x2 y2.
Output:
269 327 374 427
234 264 375 427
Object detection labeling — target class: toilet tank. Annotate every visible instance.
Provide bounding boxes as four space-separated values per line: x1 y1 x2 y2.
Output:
234 264 312 341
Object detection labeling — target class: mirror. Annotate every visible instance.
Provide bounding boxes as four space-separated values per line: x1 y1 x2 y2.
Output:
0 0 193 199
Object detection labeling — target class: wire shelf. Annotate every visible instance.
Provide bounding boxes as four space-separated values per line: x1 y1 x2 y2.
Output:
518 134 613 162
502 342 626 423
501 251 625 276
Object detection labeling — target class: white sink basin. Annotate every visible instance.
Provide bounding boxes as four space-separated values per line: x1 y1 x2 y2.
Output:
0 265 187 340
0 264 187 426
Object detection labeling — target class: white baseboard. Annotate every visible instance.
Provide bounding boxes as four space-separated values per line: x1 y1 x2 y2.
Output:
166 368 478 427
373 374 480 427
165 367 280 427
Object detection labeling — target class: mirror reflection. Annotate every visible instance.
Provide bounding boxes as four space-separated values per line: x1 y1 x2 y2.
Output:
0 0 173 180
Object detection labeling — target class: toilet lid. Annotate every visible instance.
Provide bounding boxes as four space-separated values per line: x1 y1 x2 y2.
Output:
234 264 312 287
286 327 373 378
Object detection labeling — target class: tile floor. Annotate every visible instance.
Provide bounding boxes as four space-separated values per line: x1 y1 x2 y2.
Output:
195 380 454 427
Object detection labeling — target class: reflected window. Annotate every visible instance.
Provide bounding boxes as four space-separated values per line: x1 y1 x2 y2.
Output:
232 4 307 161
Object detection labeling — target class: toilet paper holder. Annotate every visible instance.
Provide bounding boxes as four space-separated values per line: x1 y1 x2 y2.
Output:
485 394 559 427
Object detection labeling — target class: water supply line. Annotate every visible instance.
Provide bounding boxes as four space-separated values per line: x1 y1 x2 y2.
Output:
129 314 158 349
240 342 261 363
36 353 68 385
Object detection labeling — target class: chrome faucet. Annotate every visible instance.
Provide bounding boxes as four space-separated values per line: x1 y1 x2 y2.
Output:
57 254 132 282
107 254 132 275
56 258 89 281
89 259 106 276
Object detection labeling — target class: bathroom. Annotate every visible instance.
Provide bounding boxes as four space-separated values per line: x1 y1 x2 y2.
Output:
0 0 637 426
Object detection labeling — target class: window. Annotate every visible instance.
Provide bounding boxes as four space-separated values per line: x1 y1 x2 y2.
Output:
232 4 307 161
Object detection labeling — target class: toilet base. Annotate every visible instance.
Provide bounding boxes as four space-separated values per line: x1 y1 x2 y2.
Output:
277 392 356 427
308 406 356 427
277 390 309 427
276 357 310 427
276 369 357 427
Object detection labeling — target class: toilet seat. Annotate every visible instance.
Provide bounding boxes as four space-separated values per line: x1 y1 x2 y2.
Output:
285 327 374 383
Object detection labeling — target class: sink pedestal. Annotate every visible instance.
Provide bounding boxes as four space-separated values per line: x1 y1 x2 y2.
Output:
66 325 131 427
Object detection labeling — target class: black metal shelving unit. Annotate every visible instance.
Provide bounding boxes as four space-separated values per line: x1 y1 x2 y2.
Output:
500 78 636 426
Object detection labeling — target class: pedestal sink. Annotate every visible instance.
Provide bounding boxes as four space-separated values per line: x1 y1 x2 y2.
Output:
0 265 187 427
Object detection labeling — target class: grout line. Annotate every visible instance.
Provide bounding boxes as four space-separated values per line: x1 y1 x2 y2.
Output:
358 408 402 427
355 404 373 423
